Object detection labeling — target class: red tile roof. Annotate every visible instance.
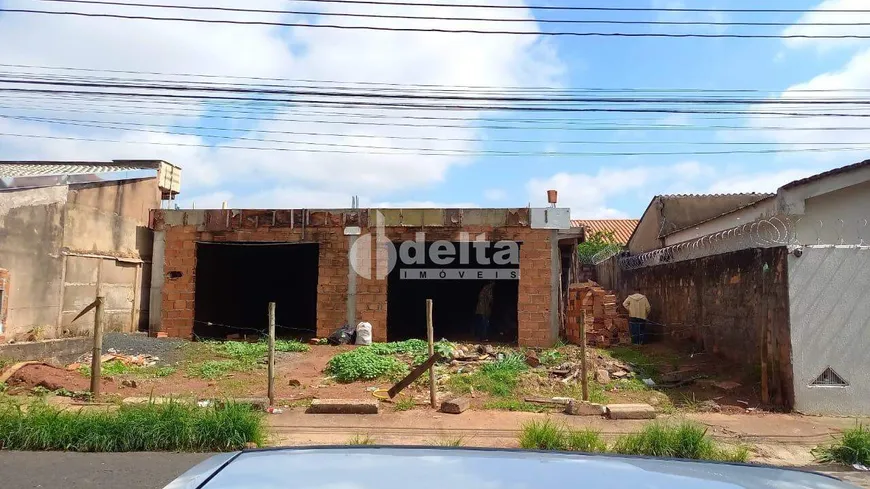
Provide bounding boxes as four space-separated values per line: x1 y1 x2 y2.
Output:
570 219 639 245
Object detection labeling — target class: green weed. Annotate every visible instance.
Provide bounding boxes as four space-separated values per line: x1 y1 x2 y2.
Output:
483 399 548 413
0 400 264 451
367 340 428 356
0 382 7 394
606 378 650 392
431 436 465 447
813 424 870 466
346 434 376 445
566 429 607 453
187 360 254 380
394 397 416 411
539 350 562 366
612 421 748 462
519 420 567 450
326 349 408 383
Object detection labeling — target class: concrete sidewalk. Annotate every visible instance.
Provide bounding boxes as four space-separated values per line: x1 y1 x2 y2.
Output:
266 408 869 468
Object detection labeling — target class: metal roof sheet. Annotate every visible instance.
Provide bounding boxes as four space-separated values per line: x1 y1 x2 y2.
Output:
0 161 163 178
570 219 639 245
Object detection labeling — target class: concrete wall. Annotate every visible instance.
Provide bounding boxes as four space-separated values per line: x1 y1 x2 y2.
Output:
664 199 776 246
0 178 160 342
155 208 559 347
789 246 870 415
619 247 794 408
0 337 90 364
627 201 663 254
64 178 159 258
793 180 870 245
0 186 68 340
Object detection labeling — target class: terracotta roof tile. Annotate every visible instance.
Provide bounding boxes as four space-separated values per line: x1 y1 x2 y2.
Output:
570 219 639 245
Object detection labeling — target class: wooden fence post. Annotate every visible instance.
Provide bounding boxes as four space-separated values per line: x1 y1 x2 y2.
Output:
268 302 276 407
90 296 105 396
426 299 436 408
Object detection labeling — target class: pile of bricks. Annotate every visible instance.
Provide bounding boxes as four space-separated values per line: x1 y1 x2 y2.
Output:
565 281 630 347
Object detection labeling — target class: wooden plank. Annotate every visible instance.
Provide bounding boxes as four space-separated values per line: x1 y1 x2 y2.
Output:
387 352 443 399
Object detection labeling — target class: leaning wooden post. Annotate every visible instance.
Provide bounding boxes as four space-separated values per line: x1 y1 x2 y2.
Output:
580 310 589 402
267 302 276 407
90 295 105 396
426 299 436 408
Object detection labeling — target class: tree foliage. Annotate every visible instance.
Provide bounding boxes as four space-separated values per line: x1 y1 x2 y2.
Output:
577 231 621 264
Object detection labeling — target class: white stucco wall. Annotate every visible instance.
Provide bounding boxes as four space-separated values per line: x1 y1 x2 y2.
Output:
789 246 870 415
793 180 870 246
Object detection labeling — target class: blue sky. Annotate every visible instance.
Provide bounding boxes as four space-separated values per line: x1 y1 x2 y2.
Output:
0 0 868 218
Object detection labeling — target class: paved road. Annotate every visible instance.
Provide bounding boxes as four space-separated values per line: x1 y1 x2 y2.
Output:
0 452 213 489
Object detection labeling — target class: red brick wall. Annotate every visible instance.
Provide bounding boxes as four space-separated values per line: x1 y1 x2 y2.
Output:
155 212 555 346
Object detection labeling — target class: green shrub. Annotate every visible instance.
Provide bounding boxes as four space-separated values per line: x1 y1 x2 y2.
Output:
326 349 408 383
211 339 310 360
567 429 607 453
813 424 870 466
0 400 264 451
367 340 428 356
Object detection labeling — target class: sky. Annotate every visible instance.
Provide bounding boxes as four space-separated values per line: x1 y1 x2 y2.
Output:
0 0 868 218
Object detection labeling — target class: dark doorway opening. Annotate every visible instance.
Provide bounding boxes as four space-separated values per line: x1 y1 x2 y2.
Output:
194 243 319 339
386 241 519 343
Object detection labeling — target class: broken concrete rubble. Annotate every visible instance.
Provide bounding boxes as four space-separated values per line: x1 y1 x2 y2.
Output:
307 399 379 414
441 397 470 414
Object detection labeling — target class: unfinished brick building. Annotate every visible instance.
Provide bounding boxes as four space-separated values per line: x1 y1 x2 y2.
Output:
150 207 570 347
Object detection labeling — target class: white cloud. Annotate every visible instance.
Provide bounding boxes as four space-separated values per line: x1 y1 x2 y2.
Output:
706 168 819 194
782 0 870 52
734 47 870 165
652 0 729 34
0 0 564 205
484 188 507 201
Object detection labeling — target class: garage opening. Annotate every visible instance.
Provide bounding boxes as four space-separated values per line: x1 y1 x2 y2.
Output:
386 241 519 343
194 242 318 339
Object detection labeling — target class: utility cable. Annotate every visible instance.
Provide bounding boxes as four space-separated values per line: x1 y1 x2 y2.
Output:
3 8 870 38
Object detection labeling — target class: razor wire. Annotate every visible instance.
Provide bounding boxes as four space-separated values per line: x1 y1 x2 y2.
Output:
618 216 870 270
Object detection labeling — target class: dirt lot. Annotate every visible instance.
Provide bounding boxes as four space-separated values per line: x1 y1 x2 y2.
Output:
1 334 768 417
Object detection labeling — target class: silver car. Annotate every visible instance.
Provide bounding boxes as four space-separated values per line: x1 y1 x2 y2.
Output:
163 447 860 489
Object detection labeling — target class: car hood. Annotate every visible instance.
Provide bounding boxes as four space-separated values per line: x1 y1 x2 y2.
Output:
165 447 856 489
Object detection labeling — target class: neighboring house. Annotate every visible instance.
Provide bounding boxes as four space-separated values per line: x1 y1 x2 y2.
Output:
606 159 870 415
571 219 639 245
0 160 181 343
627 193 772 254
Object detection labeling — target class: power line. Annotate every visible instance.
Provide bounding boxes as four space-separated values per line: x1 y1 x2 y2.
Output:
232 0 870 14
5 63 870 95
25 0 870 27
7 87 870 116
2 130 869 157
10 114 870 146
7 76 870 105
4 8 870 38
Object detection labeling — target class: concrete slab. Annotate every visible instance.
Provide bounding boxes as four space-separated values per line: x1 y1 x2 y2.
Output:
606 404 657 420
307 399 379 414
565 400 606 416
441 397 470 414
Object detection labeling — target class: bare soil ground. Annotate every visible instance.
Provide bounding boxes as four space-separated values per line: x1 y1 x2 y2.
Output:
1 336 771 415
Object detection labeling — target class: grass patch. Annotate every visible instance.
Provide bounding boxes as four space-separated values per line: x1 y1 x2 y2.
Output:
78 364 177 379
606 378 650 392
346 434 376 445
326 349 408 383
187 360 255 380
367 340 428 356
209 339 310 361
449 355 527 397
518 420 748 462
519 420 570 450
567 428 608 453
0 400 264 451
431 436 465 447
394 397 416 412
612 421 748 462
813 424 870 466
483 399 548 413
538 349 562 366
